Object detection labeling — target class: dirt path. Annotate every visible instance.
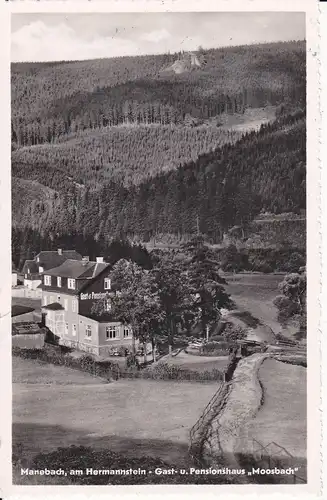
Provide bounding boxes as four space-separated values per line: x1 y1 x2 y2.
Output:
222 309 276 344
225 273 282 342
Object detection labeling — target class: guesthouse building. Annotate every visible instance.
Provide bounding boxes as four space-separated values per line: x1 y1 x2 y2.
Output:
39 257 135 356
22 249 83 290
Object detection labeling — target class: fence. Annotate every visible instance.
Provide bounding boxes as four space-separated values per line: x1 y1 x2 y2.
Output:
12 287 42 299
188 353 307 484
189 381 230 464
249 438 307 484
189 411 307 484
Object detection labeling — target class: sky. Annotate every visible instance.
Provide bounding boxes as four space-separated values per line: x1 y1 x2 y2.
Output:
11 12 305 63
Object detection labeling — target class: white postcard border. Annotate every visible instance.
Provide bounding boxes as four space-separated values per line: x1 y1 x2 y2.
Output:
0 1 322 499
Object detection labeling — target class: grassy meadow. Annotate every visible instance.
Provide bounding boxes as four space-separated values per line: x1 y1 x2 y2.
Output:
13 356 220 466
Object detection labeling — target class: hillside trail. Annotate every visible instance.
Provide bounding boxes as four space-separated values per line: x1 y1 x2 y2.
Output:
222 309 276 344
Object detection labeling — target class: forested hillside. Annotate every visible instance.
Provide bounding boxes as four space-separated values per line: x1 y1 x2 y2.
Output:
12 125 242 186
11 41 305 146
11 41 306 260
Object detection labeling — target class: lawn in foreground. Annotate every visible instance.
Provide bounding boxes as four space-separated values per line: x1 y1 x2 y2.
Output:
12 356 108 385
238 358 306 460
13 357 220 464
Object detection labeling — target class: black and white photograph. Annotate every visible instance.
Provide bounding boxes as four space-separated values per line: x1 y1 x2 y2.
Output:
6 6 319 492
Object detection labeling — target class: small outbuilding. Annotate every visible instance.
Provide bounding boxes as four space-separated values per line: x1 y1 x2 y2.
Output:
12 321 46 349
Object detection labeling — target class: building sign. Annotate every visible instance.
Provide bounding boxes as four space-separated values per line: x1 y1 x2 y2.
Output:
80 291 110 301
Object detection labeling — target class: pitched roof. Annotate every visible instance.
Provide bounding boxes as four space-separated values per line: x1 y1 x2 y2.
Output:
36 250 83 270
42 302 64 311
45 259 109 279
22 250 83 274
22 260 38 274
12 305 35 317
79 312 116 323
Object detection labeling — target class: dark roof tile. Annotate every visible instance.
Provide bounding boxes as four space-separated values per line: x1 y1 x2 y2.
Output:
42 302 64 311
45 260 109 279
11 305 35 317
36 250 83 270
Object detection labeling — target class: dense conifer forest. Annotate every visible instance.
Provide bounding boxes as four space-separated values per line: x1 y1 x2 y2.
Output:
11 41 306 264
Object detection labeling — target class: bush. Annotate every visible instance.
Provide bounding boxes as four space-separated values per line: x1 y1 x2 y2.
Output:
221 322 247 341
273 295 300 323
186 346 229 357
12 345 120 381
121 362 224 382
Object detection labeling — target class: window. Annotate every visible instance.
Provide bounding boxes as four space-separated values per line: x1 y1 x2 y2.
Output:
64 299 68 311
105 300 111 312
65 323 69 335
43 296 47 306
25 274 27 279
57 277 62 288
39 266 44 274
123 327 131 339
106 325 118 340
37 256 40 262
44 275 51 286
86 325 92 338
72 324 77 336
50 296 54 304
72 300 77 313
104 278 111 290
27 268 30 274
68 278 76 290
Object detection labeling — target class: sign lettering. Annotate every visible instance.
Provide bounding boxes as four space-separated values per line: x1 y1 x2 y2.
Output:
80 291 110 301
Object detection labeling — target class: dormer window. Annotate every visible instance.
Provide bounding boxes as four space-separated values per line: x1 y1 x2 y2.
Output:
104 278 111 290
57 277 62 288
37 257 40 262
44 275 51 286
68 278 76 290
39 266 44 274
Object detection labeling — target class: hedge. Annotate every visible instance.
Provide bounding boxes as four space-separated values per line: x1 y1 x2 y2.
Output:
12 345 120 381
120 362 224 382
12 346 224 382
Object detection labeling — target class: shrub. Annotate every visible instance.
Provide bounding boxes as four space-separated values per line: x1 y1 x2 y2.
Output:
121 362 223 382
12 345 120 381
221 322 247 341
273 294 300 324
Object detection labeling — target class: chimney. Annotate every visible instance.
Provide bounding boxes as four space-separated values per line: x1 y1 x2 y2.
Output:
58 249 63 255
96 257 104 263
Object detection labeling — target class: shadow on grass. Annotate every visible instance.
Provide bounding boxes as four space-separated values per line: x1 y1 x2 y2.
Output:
13 423 233 485
13 422 191 466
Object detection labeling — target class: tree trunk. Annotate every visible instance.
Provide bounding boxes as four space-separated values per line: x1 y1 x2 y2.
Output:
132 332 136 356
152 338 157 362
168 317 174 357
201 315 207 341
143 342 147 365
